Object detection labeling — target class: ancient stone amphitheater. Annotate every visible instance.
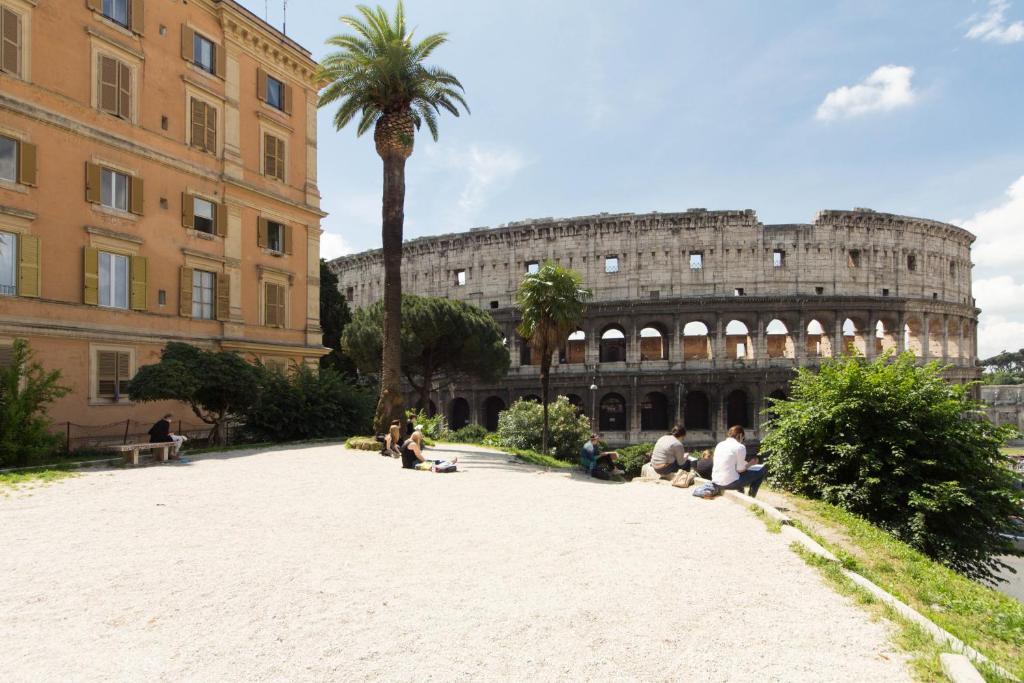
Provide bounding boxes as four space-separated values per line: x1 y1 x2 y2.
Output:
330 208 979 447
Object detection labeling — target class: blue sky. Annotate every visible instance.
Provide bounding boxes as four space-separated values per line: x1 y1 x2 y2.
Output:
243 0 1024 358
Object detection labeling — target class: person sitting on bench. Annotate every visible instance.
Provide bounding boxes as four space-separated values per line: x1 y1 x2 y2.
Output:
711 425 766 498
148 414 186 458
650 425 689 477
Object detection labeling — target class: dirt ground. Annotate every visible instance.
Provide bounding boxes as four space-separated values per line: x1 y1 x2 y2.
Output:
0 443 911 681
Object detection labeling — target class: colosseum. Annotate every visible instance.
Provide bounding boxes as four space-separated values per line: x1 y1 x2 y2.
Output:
330 208 979 447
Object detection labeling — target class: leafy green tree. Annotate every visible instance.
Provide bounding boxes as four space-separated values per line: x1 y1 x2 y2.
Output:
128 343 263 446
515 262 591 455
761 352 1023 583
0 340 69 467
343 294 509 411
980 348 1024 385
319 259 357 378
494 397 591 461
317 1 469 433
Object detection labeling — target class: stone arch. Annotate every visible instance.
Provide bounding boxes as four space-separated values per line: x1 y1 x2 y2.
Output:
928 317 944 358
640 391 669 431
599 392 628 431
448 397 471 431
765 318 795 359
726 389 750 429
682 321 712 360
875 318 898 355
599 325 627 363
639 323 668 361
725 320 752 360
561 329 586 364
564 393 584 414
482 396 505 432
904 318 923 357
842 317 867 356
805 318 833 358
683 390 710 430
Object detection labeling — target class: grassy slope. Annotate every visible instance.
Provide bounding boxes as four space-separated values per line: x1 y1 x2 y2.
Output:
0 469 79 489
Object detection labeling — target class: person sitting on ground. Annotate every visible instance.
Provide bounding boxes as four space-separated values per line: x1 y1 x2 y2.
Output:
580 434 623 480
650 425 690 478
399 429 457 471
693 449 714 480
384 420 402 457
147 413 187 458
711 425 767 498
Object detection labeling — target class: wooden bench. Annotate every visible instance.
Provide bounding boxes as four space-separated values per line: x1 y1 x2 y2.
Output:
106 442 174 466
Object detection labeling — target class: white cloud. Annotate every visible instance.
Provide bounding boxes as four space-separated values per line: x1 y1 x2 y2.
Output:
977 315 1024 358
966 0 1024 43
426 144 528 229
815 65 917 121
319 231 354 260
960 175 1024 269
974 275 1024 315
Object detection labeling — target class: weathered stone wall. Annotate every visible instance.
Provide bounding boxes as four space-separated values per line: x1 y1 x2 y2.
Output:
330 208 979 446
981 385 1024 444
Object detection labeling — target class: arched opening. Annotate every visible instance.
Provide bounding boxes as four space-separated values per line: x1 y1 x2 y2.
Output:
806 319 833 358
564 393 584 415
521 394 541 403
765 319 794 359
683 391 710 430
599 326 627 363
640 391 669 431
683 321 711 360
561 329 586 364
599 393 627 431
726 389 750 428
482 396 505 432
904 319 923 357
448 397 470 431
876 319 897 355
946 320 961 359
725 320 752 360
928 318 944 357
639 325 667 361
414 398 438 416
842 318 866 356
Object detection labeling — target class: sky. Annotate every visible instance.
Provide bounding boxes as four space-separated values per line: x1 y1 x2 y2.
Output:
242 0 1024 358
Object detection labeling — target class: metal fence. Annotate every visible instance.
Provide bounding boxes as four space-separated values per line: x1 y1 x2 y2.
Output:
51 420 227 452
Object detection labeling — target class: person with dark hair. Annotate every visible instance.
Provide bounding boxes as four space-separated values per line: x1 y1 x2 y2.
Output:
580 434 622 480
712 425 767 497
148 413 186 458
650 425 690 477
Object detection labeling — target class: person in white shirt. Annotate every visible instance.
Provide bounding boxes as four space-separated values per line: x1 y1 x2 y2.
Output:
711 425 766 497
650 425 690 477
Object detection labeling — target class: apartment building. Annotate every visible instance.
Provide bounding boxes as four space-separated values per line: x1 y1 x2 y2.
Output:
0 0 326 430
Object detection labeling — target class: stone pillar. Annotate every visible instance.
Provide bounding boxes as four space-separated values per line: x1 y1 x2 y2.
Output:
865 313 877 361
941 315 950 361
630 378 640 439
586 324 599 365
833 315 845 358
713 316 726 364
794 315 806 363
922 314 931 361
627 319 639 364
669 315 681 363
895 313 906 353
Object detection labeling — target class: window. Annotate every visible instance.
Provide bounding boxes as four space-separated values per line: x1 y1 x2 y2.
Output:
266 75 284 110
96 349 131 401
734 288 745 296
456 269 466 286
263 133 285 181
773 250 785 268
101 168 130 211
907 254 917 271
0 135 14 182
848 249 861 268
190 98 217 153
604 256 619 273
98 54 131 119
193 197 215 234
815 286 824 295
102 0 129 28
949 261 956 277
882 288 890 297
1 5 22 77
345 286 354 302
191 269 215 319
264 282 285 327
0 231 15 296
193 33 215 73
489 300 499 309
98 251 129 309
257 67 291 114
689 252 703 269
267 221 284 252
526 261 539 275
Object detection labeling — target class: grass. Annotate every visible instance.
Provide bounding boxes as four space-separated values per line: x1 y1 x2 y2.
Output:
1001 446 1024 456
497 447 576 469
0 469 79 489
749 505 782 533
777 494 1024 681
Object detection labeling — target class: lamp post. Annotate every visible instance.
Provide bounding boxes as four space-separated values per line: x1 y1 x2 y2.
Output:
589 382 598 432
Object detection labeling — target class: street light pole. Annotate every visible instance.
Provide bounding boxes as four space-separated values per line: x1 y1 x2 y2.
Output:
589 382 598 432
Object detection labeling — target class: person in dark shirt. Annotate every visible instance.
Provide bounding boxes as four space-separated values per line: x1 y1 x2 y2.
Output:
148 414 186 458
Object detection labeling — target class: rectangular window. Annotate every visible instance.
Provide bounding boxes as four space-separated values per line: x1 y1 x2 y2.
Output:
100 168 130 211
526 261 539 275
815 286 824 295
345 286 354 302
190 98 217 153
0 135 14 182
264 282 285 327
98 55 131 119
193 33 215 73
102 0 129 28
604 256 619 273
773 250 785 268
96 349 131 401
0 231 15 296
456 269 466 286
193 197 215 234
848 249 861 268
689 252 703 269
734 287 745 296
1 5 22 77
266 75 284 110
98 251 129 309
266 220 284 252
882 288 890 297
263 133 285 181
191 269 215 319
489 300 499 309
907 253 917 271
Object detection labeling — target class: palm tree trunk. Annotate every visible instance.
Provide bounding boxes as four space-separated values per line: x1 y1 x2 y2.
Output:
540 344 551 455
374 153 407 433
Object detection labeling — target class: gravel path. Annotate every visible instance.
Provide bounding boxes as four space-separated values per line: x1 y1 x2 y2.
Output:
0 444 910 682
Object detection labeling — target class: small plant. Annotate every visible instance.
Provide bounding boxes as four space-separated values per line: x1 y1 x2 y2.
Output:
0 340 70 468
494 396 591 461
405 409 450 441
615 443 654 479
451 423 488 443
344 436 381 451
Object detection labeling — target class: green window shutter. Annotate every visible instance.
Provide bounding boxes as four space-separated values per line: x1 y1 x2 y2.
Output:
180 25 194 61
17 234 40 298
190 99 204 150
283 224 293 255
181 192 194 229
99 55 118 114
179 267 193 317
283 83 293 115
215 272 230 321
17 141 36 186
130 255 147 311
205 104 217 153
215 203 227 237
85 162 102 203
1 7 20 77
97 350 116 398
129 176 143 215
117 61 131 119
256 67 267 101
83 247 99 305
215 42 226 79
130 0 144 34
257 217 268 248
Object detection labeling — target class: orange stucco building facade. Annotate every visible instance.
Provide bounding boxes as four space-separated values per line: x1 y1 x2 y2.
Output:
0 0 327 438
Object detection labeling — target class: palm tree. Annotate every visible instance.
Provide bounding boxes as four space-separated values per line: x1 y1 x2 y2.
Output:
515 263 592 455
317 2 469 432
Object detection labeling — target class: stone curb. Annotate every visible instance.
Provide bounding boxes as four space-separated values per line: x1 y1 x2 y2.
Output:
941 654 986 683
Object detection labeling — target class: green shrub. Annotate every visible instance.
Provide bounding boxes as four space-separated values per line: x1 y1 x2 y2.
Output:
451 423 488 443
243 366 375 442
761 352 1023 583
405 409 450 441
616 443 654 478
0 340 70 468
494 396 591 461
345 436 380 451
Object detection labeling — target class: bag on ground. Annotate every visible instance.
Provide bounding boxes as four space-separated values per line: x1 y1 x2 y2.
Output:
671 470 696 488
692 481 720 498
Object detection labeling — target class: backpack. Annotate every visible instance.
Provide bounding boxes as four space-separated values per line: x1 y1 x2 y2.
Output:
692 482 720 498
432 461 457 473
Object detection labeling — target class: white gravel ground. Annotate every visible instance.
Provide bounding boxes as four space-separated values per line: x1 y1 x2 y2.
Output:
0 443 911 682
